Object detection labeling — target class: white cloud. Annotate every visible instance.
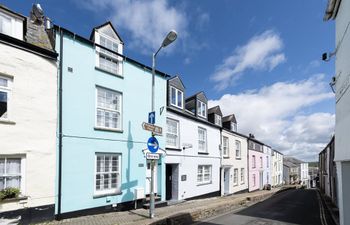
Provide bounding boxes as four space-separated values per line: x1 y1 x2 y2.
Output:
209 74 335 161
211 30 286 91
80 0 187 54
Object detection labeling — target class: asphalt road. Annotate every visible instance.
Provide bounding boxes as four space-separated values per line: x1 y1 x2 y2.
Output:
197 189 335 225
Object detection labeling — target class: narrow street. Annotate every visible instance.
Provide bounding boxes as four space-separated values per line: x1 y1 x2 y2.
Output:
198 189 335 225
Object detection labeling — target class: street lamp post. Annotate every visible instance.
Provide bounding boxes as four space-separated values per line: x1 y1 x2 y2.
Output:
149 30 177 219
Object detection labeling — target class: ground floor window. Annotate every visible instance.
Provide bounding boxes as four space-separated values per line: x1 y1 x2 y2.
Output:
95 153 121 195
241 168 245 184
233 168 238 185
0 156 24 192
197 165 212 185
253 174 256 186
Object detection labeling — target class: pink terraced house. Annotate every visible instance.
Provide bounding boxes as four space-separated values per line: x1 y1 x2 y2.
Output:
248 134 265 192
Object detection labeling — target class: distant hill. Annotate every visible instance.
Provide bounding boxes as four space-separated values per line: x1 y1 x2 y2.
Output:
308 161 318 167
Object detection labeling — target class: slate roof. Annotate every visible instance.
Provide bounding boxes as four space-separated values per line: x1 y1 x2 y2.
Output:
222 114 237 123
208 106 222 116
284 156 305 165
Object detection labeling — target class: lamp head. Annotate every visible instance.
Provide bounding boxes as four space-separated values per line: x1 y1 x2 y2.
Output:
162 30 177 47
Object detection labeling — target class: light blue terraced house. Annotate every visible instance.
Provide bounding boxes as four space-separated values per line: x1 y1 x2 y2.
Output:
54 22 169 218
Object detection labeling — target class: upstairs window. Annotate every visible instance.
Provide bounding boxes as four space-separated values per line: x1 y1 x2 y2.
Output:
222 136 229 157
197 100 206 118
260 157 263 168
96 87 122 130
198 127 207 153
214 114 222 126
170 86 183 109
0 76 12 120
235 140 241 158
252 155 256 168
233 168 238 185
166 118 179 148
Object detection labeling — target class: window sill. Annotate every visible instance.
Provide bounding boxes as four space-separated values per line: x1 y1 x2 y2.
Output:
166 147 182 151
198 152 209 155
0 119 16 125
235 157 242 160
93 191 123 199
197 181 212 186
233 183 239 187
95 67 123 79
94 126 123 133
0 196 28 203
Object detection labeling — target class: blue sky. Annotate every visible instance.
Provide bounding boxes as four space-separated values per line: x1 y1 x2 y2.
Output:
2 0 336 161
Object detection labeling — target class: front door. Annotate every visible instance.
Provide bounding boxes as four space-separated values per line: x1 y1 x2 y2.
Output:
224 168 230 195
166 164 172 200
145 161 158 195
259 171 264 190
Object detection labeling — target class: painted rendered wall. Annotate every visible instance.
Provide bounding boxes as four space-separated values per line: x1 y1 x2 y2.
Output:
334 0 350 224
0 43 57 212
56 33 167 214
272 152 283 186
221 130 248 195
263 146 272 186
248 150 264 192
165 111 221 200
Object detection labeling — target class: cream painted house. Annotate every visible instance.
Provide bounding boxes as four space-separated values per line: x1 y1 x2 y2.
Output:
0 5 57 223
271 150 283 186
218 113 248 196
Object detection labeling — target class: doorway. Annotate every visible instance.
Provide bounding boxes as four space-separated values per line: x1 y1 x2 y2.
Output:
224 168 230 195
166 164 179 201
259 171 264 190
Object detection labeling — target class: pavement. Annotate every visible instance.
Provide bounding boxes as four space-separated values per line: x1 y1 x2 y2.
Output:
38 187 290 225
197 188 337 225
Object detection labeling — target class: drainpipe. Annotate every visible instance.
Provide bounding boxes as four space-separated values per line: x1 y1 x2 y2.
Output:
219 127 223 196
56 28 63 220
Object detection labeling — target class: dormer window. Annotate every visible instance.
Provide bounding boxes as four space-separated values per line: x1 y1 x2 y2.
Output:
94 23 123 76
197 100 206 118
0 10 24 40
214 114 222 126
231 122 237 132
170 86 183 109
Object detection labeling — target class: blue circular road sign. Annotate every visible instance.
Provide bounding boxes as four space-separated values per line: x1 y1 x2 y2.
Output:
147 137 159 153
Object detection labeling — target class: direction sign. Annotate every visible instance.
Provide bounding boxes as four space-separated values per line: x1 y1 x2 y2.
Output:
146 153 160 160
148 111 155 124
147 136 159 153
142 122 163 136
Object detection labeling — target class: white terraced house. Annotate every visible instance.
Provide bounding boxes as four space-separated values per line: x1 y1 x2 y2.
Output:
165 76 221 202
218 112 248 196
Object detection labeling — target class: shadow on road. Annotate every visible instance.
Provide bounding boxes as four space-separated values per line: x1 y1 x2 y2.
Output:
235 189 322 225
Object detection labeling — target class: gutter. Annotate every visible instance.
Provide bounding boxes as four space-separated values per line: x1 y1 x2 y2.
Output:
56 28 63 220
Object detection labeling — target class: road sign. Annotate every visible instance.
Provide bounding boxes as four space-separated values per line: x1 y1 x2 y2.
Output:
142 122 163 136
147 136 159 153
146 153 160 160
148 111 155 124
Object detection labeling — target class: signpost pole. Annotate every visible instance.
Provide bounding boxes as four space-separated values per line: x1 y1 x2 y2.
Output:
150 159 155 218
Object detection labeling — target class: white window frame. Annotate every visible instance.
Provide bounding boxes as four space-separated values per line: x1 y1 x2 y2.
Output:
235 140 241 159
233 168 238 186
95 86 122 131
0 11 24 40
95 32 123 76
266 156 269 168
197 165 212 185
170 86 183 109
166 118 180 149
0 155 26 195
197 100 207 118
252 155 256 168
260 157 263 168
231 122 237 132
241 168 245 184
253 174 256 186
214 114 222 126
222 136 229 157
94 153 121 196
0 75 12 121
198 127 207 153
